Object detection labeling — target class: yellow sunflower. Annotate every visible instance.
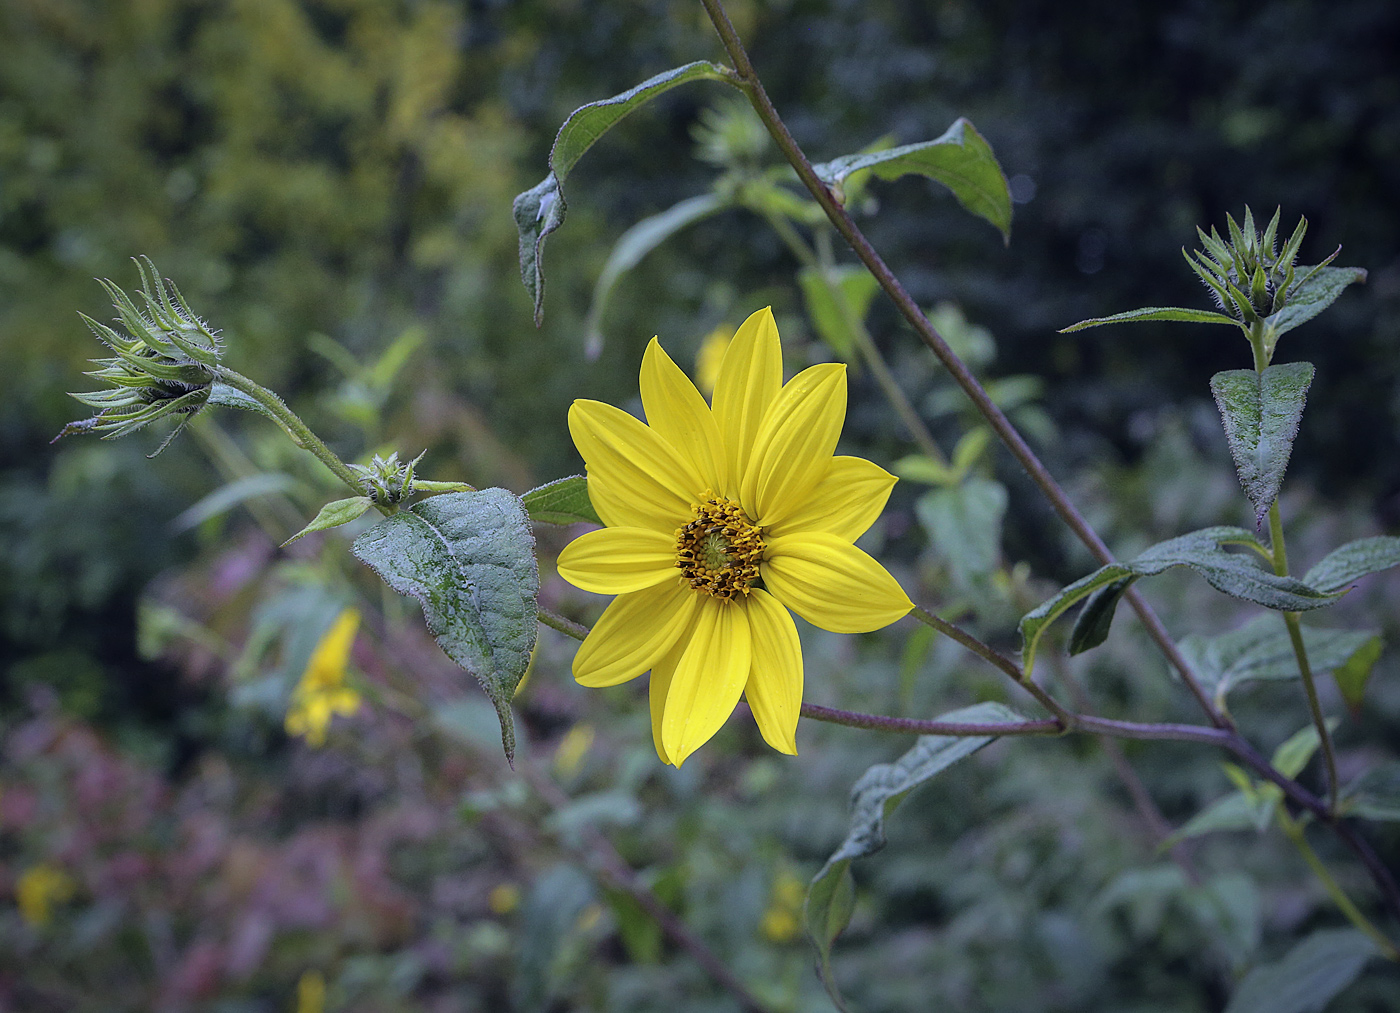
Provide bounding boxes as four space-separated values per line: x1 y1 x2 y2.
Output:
558 307 913 766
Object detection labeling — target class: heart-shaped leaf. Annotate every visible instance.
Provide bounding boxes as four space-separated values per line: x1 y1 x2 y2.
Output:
1210 362 1314 526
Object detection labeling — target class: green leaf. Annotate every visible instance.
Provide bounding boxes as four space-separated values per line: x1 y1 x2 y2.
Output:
796 264 882 358
512 62 734 325
1160 792 1273 851
891 454 955 486
352 489 539 763
207 381 281 424
1210 362 1315 526
1068 577 1135 656
1224 928 1377 1013
1271 719 1339 780
521 475 602 526
281 496 374 546
1342 762 1400 822
805 702 1024 1010
1333 635 1383 711
811 117 1013 242
914 478 1007 588
1059 306 1240 333
1177 616 1378 711
1019 527 1341 675
1303 536 1400 593
1265 265 1367 342
584 192 728 356
171 472 299 532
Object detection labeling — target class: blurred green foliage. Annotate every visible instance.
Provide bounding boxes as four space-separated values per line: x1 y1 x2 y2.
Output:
3 0 1400 1010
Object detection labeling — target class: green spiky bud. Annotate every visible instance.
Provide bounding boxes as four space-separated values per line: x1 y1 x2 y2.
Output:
349 450 426 506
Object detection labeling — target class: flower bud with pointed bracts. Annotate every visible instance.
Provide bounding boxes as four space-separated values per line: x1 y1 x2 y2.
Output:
56 258 223 456
349 450 426 506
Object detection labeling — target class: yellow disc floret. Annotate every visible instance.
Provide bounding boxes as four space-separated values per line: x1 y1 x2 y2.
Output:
674 492 765 599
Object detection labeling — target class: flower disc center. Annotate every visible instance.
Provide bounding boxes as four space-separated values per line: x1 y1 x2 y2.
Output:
675 493 764 599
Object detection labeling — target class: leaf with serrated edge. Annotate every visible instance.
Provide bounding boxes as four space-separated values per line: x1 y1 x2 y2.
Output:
1020 527 1340 676
1177 615 1377 710
521 475 602 526
1059 306 1240 333
1224 928 1376 1013
352 489 539 763
584 193 727 357
513 62 733 324
804 701 1024 1011
282 496 374 546
1303 536 1400 593
812 118 1013 241
1210 363 1314 526
1265 266 1367 342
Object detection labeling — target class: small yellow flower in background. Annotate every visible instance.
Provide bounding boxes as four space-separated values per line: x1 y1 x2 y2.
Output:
559 307 912 767
16 863 75 927
553 723 595 778
760 869 807 943
488 882 521 915
694 324 734 397
294 970 326 1013
285 608 362 747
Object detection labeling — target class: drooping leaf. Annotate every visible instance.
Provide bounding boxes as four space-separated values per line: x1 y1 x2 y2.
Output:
352 489 539 763
1059 306 1240 333
811 117 1013 242
1224 928 1377 1013
281 496 374 546
584 192 729 356
1210 362 1315 526
1341 762 1400 822
171 473 300 532
914 478 1007 588
1020 527 1342 675
1332 635 1383 712
1176 615 1378 711
512 62 734 324
521 475 602 526
1302 536 1400 593
1068 577 1135 655
805 702 1024 1010
1265 266 1368 343
797 264 882 358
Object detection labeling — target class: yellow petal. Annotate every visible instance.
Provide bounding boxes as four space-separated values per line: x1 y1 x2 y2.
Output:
648 636 689 766
742 363 847 526
572 577 698 687
569 400 702 532
762 532 913 633
742 590 802 755
711 307 782 494
640 338 728 493
557 526 679 594
765 456 897 542
661 597 751 766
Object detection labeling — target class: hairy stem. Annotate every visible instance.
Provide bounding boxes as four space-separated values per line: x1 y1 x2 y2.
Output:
699 0 1224 730
213 366 382 512
1277 805 1400 961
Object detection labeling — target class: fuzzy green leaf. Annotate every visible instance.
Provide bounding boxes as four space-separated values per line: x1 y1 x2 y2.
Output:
521 475 602 526
352 489 539 763
811 118 1013 241
805 702 1024 1011
1210 362 1314 526
1265 266 1367 340
282 496 374 546
1019 527 1340 675
1224 929 1376 1013
207 381 281 424
1302 536 1400 593
1059 306 1240 333
1177 615 1378 711
584 192 728 356
513 62 734 325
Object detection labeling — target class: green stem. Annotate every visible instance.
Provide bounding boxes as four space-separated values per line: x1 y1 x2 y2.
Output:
1276 805 1400 961
699 0 1226 731
213 366 385 514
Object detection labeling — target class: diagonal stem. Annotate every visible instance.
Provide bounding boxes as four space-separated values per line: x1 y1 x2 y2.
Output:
697 0 1225 730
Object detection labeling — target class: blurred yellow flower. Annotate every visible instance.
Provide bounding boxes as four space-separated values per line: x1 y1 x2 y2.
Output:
488 882 521 915
553 722 595 778
294 970 325 1013
760 869 807 943
285 608 362 747
694 324 733 397
16 863 75 927
559 307 912 766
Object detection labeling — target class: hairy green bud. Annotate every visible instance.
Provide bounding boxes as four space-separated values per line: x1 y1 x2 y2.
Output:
350 450 426 506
